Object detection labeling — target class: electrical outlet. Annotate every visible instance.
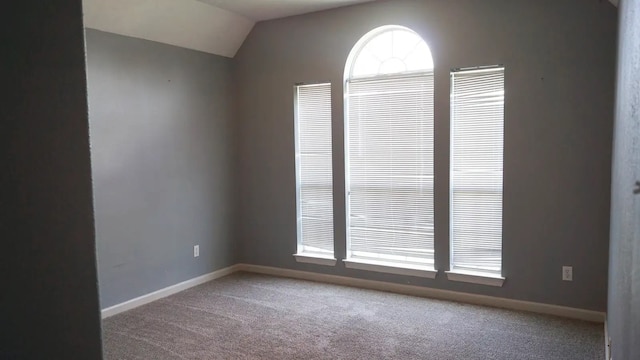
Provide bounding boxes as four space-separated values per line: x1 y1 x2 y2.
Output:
194 245 199 257
562 266 573 281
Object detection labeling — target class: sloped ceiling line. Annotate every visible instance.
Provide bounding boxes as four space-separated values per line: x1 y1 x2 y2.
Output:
83 0 255 58
83 0 374 58
83 0 616 58
196 0 374 21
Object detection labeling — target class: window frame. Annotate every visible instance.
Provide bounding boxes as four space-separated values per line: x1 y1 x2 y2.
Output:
446 65 506 286
293 82 337 266
343 25 437 278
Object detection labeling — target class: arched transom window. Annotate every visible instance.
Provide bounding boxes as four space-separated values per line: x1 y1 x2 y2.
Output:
348 26 434 78
344 26 436 274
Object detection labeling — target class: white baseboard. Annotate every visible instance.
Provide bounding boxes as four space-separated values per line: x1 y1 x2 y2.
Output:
101 264 241 319
236 263 606 323
604 317 611 360
102 262 605 324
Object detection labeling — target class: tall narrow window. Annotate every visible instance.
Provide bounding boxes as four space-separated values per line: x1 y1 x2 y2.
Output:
294 83 335 264
449 66 505 280
344 26 436 276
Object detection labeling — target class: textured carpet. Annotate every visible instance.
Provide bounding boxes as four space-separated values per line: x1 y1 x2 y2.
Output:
103 272 604 359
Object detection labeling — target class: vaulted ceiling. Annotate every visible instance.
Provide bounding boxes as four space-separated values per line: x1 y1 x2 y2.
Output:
83 0 618 58
196 0 375 21
83 0 374 58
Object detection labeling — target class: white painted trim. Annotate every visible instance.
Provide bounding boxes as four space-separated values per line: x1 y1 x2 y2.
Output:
343 259 437 279
237 264 605 323
102 263 606 324
101 264 240 319
604 316 611 360
293 254 337 266
446 270 505 287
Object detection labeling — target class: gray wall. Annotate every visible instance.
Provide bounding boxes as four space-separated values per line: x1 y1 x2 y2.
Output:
0 1 103 358
608 0 640 358
85 30 236 308
234 0 617 311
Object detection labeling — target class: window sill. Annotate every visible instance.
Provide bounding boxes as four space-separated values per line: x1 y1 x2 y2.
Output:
445 270 505 287
343 258 437 279
293 254 337 266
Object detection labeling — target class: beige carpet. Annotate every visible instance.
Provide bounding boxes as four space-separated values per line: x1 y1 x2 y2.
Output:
103 272 604 359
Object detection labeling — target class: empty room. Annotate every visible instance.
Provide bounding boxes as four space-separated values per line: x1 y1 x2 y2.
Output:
3 0 640 359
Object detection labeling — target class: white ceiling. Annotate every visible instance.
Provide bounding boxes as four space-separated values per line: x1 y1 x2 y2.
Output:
197 0 374 21
83 0 615 58
83 0 254 58
83 0 372 58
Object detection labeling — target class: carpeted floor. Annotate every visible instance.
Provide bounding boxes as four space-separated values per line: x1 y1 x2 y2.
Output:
102 272 604 359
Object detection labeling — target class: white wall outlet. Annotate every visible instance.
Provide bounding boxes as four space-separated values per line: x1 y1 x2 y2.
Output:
194 245 199 257
562 266 573 281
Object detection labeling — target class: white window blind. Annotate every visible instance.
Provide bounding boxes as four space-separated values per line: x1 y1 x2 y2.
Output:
346 73 435 267
295 83 334 257
450 66 505 276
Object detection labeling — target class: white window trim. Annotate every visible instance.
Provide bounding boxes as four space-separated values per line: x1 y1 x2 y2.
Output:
344 258 437 279
293 254 337 266
344 26 436 270
446 270 505 287
449 65 505 278
294 82 335 259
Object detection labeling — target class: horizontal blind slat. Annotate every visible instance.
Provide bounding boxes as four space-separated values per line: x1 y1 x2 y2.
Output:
296 83 334 256
450 67 504 276
347 73 435 265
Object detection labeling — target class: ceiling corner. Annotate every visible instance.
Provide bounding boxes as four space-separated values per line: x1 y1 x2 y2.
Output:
83 0 255 58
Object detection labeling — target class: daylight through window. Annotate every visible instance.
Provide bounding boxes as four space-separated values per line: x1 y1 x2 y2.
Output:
344 26 436 272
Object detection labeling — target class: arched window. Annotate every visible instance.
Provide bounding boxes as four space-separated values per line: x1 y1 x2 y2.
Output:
344 26 436 274
346 26 434 78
